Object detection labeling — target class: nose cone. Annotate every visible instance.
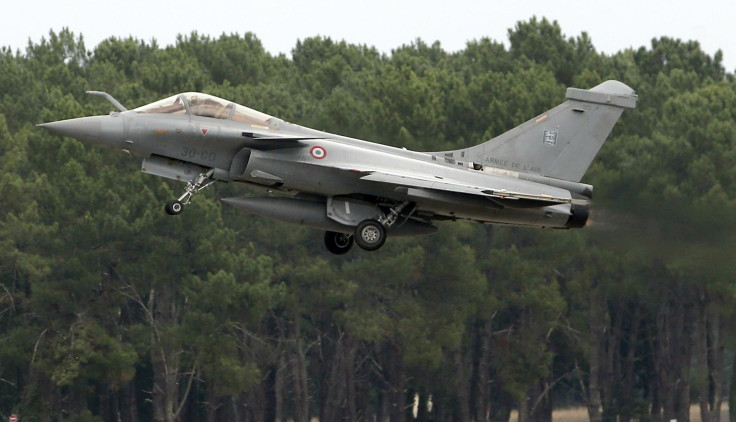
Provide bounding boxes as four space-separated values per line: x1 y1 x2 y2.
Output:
39 116 102 143
38 115 123 149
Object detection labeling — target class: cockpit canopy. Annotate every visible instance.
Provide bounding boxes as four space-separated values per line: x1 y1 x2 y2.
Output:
134 92 277 127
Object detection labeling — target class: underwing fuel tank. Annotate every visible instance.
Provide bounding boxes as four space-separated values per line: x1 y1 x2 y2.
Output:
221 196 437 237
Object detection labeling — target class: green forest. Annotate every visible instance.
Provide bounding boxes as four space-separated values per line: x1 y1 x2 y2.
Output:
1 18 735 422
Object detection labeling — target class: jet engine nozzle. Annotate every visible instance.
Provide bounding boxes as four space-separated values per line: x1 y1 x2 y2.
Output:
565 203 590 229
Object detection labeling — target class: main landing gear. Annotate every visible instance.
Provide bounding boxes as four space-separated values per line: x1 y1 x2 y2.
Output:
354 219 386 251
323 202 412 255
164 169 216 215
323 221 385 255
324 231 354 255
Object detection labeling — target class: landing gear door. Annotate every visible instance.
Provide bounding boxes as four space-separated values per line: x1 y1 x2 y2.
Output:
326 197 382 226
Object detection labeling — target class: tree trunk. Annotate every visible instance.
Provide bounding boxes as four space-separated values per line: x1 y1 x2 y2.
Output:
729 355 736 422
275 353 286 422
526 378 552 422
620 305 641 422
290 317 310 422
320 331 347 422
697 297 711 422
697 297 725 422
655 294 693 422
344 336 358 422
433 391 447 422
709 310 724 422
386 343 406 422
518 394 530 422
150 287 182 422
454 348 471 422
601 301 621 421
473 314 494 422
585 288 606 422
412 392 429 422
675 303 692 422
121 379 139 422
488 368 512 422
242 387 266 422
648 321 662 422
206 380 217 422
378 384 390 422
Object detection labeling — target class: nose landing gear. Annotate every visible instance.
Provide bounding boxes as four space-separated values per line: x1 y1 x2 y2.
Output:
164 169 216 215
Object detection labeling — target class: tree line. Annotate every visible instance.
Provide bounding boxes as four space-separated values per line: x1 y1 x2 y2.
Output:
1 17 735 422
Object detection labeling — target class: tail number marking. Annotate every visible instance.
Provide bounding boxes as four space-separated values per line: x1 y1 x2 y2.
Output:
181 147 217 162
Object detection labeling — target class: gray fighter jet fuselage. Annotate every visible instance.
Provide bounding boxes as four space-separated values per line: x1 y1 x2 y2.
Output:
39 81 637 254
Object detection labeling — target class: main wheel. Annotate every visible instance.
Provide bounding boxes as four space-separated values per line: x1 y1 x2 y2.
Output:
354 219 386 251
165 201 184 215
324 231 354 255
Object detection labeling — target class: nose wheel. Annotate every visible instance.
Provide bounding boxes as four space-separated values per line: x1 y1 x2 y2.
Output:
165 201 184 215
164 169 215 215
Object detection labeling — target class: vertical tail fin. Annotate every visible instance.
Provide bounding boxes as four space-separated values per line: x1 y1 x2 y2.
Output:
445 80 637 182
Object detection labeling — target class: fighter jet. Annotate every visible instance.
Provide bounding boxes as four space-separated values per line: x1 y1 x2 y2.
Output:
39 81 637 254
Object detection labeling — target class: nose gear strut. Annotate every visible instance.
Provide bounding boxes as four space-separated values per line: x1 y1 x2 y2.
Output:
164 169 216 215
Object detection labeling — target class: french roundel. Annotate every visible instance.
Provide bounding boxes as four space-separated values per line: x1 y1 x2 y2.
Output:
310 146 326 159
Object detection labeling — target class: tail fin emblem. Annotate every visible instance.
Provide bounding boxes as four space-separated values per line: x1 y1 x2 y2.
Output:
543 130 558 147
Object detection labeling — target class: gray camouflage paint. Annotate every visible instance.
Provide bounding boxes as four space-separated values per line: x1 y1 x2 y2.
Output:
39 81 637 253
